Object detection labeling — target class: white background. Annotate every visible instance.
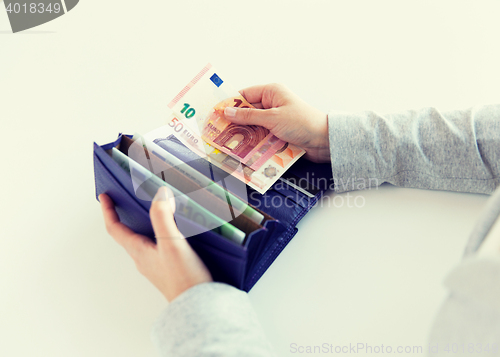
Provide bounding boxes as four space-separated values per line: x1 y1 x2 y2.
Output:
1 1 499 356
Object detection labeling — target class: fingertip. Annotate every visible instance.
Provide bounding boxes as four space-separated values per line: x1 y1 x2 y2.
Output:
224 107 237 120
153 186 168 202
152 186 176 213
99 193 112 208
152 186 170 205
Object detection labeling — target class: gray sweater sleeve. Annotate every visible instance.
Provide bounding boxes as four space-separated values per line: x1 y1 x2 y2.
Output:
328 105 500 194
150 282 275 357
330 104 500 355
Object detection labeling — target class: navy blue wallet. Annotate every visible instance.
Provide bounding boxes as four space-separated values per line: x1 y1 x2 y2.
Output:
94 134 333 292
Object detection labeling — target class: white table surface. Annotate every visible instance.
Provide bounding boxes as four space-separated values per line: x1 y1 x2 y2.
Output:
1 1 499 356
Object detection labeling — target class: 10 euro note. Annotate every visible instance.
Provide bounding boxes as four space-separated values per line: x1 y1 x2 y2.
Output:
164 115 305 195
167 63 289 171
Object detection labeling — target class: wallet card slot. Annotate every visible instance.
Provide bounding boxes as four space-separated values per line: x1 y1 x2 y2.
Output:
244 158 334 226
180 219 248 259
153 136 280 222
282 158 334 197
94 151 155 237
95 141 150 211
120 135 236 219
244 220 287 272
188 236 247 289
246 188 306 228
96 138 250 259
119 135 265 239
244 226 299 292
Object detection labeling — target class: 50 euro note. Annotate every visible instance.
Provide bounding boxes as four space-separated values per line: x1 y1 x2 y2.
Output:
167 63 290 170
165 115 305 195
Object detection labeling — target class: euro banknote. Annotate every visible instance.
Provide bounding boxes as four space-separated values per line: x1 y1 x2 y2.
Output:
167 64 291 171
164 115 305 194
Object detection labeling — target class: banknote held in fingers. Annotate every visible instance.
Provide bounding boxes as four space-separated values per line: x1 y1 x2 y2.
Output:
165 114 305 194
167 64 306 194
201 96 286 170
168 64 287 171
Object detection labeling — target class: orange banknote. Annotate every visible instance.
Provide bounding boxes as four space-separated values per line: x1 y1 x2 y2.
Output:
164 115 305 194
167 64 289 171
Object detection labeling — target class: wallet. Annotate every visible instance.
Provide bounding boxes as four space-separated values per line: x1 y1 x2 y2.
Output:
94 133 333 292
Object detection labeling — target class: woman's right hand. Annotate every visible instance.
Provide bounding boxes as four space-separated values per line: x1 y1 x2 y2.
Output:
223 83 331 163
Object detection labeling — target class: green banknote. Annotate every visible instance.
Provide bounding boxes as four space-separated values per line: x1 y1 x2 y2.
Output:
110 147 246 244
132 134 264 225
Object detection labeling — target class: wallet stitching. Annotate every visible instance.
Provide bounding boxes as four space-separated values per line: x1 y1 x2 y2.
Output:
93 150 99 200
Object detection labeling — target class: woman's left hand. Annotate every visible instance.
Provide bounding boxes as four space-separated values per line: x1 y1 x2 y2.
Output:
99 186 213 302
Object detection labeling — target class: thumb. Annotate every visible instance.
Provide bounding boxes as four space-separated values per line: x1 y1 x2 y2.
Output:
150 186 184 244
224 106 275 129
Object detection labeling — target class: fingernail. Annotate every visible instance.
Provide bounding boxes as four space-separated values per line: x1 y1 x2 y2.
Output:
153 186 176 212
153 186 168 202
224 107 237 119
